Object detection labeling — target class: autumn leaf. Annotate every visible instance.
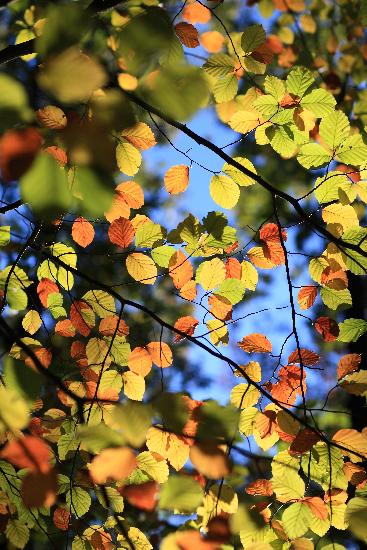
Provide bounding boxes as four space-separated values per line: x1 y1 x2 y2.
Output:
288 348 320 366
173 316 199 342
175 22 199 48
146 341 173 368
1 436 52 473
72 217 95 248
297 286 318 310
108 217 135 248
88 447 137 484
189 442 231 479
164 165 190 195
238 333 272 353
36 105 67 130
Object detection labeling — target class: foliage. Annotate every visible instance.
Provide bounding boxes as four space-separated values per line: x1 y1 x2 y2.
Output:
0 0 367 548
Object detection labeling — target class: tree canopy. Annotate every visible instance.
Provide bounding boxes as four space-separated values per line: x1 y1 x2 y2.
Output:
0 0 367 548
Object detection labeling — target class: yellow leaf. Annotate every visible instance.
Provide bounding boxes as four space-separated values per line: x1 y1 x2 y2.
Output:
121 122 156 151
136 451 169 483
146 426 190 471
116 139 142 176
272 469 305 503
195 257 226 290
322 203 359 230
126 253 157 285
122 371 145 401
22 310 42 335
210 174 240 209
206 318 228 346
241 261 258 290
229 110 261 134
230 383 260 408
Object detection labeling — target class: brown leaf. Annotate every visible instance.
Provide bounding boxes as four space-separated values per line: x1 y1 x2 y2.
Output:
314 316 339 342
175 22 200 48
288 348 319 366
337 353 361 380
0 127 42 181
21 468 57 508
190 442 231 479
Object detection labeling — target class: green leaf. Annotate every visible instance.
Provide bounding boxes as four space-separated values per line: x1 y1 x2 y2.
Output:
286 67 314 98
0 74 32 132
3 357 41 404
135 222 164 248
112 401 152 447
0 386 29 434
197 401 239 440
342 226 367 275
72 166 114 216
213 73 238 103
241 24 266 54
346 497 367 543
20 153 72 216
314 171 353 204
95 486 125 513
5 519 29 549
267 125 297 157
300 88 336 117
78 423 125 453
282 502 313 539
254 94 279 118
337 318 367 342
151 245 175 268
0 226 10 246
337 134 367 165
82 290 116 318
319 110 350 149
216 279 246 305
159 475 203 512
146 64 209 121
264 75 286 100
66 487 91 518
272 469 305 502
297 143 331 168
203 54 235 77
320 287 352 310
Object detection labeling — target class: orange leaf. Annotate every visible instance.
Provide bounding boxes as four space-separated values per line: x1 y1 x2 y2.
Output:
297 286 317 310
53 507 71 531
246 479 273 496
99 315 129 337
55 319 75 337
70 300 95 337
37 278 59 307
121 122 156 150
164 165 190 195
1 436 51 473
0 127 42 181
146 341 173 368
88 447 137 484
179 279 197 300
190 442 231 479
260 222 287 243
72 216 95 248
173 316 199 342
108 217 135 248
182 2 211 23
169 250 193 289
21 468 57 508
128 347 153 377
314 316 339 342
208 294 232 321
302 496 328 520
337 353 361 380
288 348 319 366
175 22 200 48
116 180 144 209
44 145 68 166
238 333 272 353
200 30 225 53
225 258 241 279
332 429 367 462
247 246 276 269
121 482 158 511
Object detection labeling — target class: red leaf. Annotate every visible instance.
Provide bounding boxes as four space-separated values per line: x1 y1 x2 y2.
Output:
259 223 287 243
1 436 52 473
175 22 200 48
108 217 135 248
337 353 361 380
246 479 273 496
174 316 199 342
289 428 321 454
121 482 158 511
251 43 274 64
53 507 71 531
21 468 57 508
314 316 339 342
238 333 272 353
0 128 42 181
288 348 319 366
